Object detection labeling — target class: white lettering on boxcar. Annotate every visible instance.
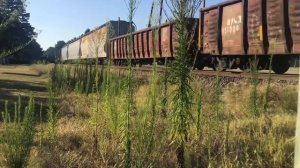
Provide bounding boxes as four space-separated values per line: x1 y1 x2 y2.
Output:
222 15 242 35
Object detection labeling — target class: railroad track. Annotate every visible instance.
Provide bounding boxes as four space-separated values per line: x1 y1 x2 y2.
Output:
110 66 299 84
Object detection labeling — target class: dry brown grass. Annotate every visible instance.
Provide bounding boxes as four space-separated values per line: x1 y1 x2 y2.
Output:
30 78 297 167
0 65 298 167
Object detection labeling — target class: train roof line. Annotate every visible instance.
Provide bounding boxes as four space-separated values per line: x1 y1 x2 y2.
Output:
200 0 241 12
62 20 129 47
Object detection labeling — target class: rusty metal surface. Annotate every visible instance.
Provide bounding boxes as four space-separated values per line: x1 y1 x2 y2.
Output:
133 33 139 58
248 0 265 55
81 27 108 59
61 45 68 61
148 29 160 58
143 31 149 58
110 20 199 60
149 30 154 58
161 25 171 57
202 9 219 54
138 33 144 58
67 39 81 60
221 2 244 55
289 0 300 53
171 24 178 56
120 38 124 59
266 0 288 54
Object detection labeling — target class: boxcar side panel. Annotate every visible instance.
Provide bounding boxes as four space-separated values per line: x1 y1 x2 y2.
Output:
289 0 300 53
248 0 265 55
266 0 288 54
203 9 219 54
144 31 150 58
138 33 144 58
133 33 139 58
171 24 178 56
161 25 171 57
148 30 160 58
81 27 108 59
61 45 68 61
67 39 81 60
221 2 244 55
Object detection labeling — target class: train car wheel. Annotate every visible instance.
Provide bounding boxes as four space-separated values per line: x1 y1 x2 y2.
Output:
272 56 290 74
195 64 205 70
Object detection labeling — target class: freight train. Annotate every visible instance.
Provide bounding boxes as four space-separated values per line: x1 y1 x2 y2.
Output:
61 0 300 74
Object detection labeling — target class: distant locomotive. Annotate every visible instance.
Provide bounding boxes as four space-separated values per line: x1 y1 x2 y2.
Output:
61 0 300 74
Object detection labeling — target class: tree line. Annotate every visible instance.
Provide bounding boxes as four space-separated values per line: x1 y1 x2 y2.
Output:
0 0 66 64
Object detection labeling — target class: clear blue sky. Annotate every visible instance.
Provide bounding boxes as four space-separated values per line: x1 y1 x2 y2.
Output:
27 0 222 50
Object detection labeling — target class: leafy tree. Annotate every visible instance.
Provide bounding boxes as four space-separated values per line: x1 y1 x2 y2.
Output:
8 39 43 63
84 28 90 34
42 47 55 62
54 40 66 61
0 0 43 64
41 41 65 63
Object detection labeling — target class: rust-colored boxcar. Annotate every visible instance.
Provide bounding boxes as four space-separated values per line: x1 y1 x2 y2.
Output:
199 0 300 56
110 19 198 62
199 0 299 73
247 0 265 55
289 0 300 53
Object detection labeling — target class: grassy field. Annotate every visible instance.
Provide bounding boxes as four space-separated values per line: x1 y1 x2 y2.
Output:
0 65 50 110
0 64 298 167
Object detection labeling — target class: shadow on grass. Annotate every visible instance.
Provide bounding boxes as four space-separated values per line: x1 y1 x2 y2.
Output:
0 79 49 122
0 79 46 92
2 72 42 77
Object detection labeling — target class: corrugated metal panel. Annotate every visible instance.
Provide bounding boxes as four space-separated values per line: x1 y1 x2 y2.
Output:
289 0 300 53
203 9 219 54
124 37 128 58
61 45 68 61
67 39 81 60
133 33 139 58
248 0 265 54
222 2 244 55
138 33 144 58
81 27 108 59
266 0 288 54
161 25 171 57
150 30 154 58
110 20 198 60
171 24 178 56
143 31 150 58
113 40 117 59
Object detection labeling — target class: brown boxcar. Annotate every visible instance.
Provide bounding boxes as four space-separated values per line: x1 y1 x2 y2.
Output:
110 19 198 64
199 0 299 55
201 8 220 55
110 22 179 62
247 0 265 55
221 2 244 55
289 0 300 53
266 0 289 54
199 0 299 73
